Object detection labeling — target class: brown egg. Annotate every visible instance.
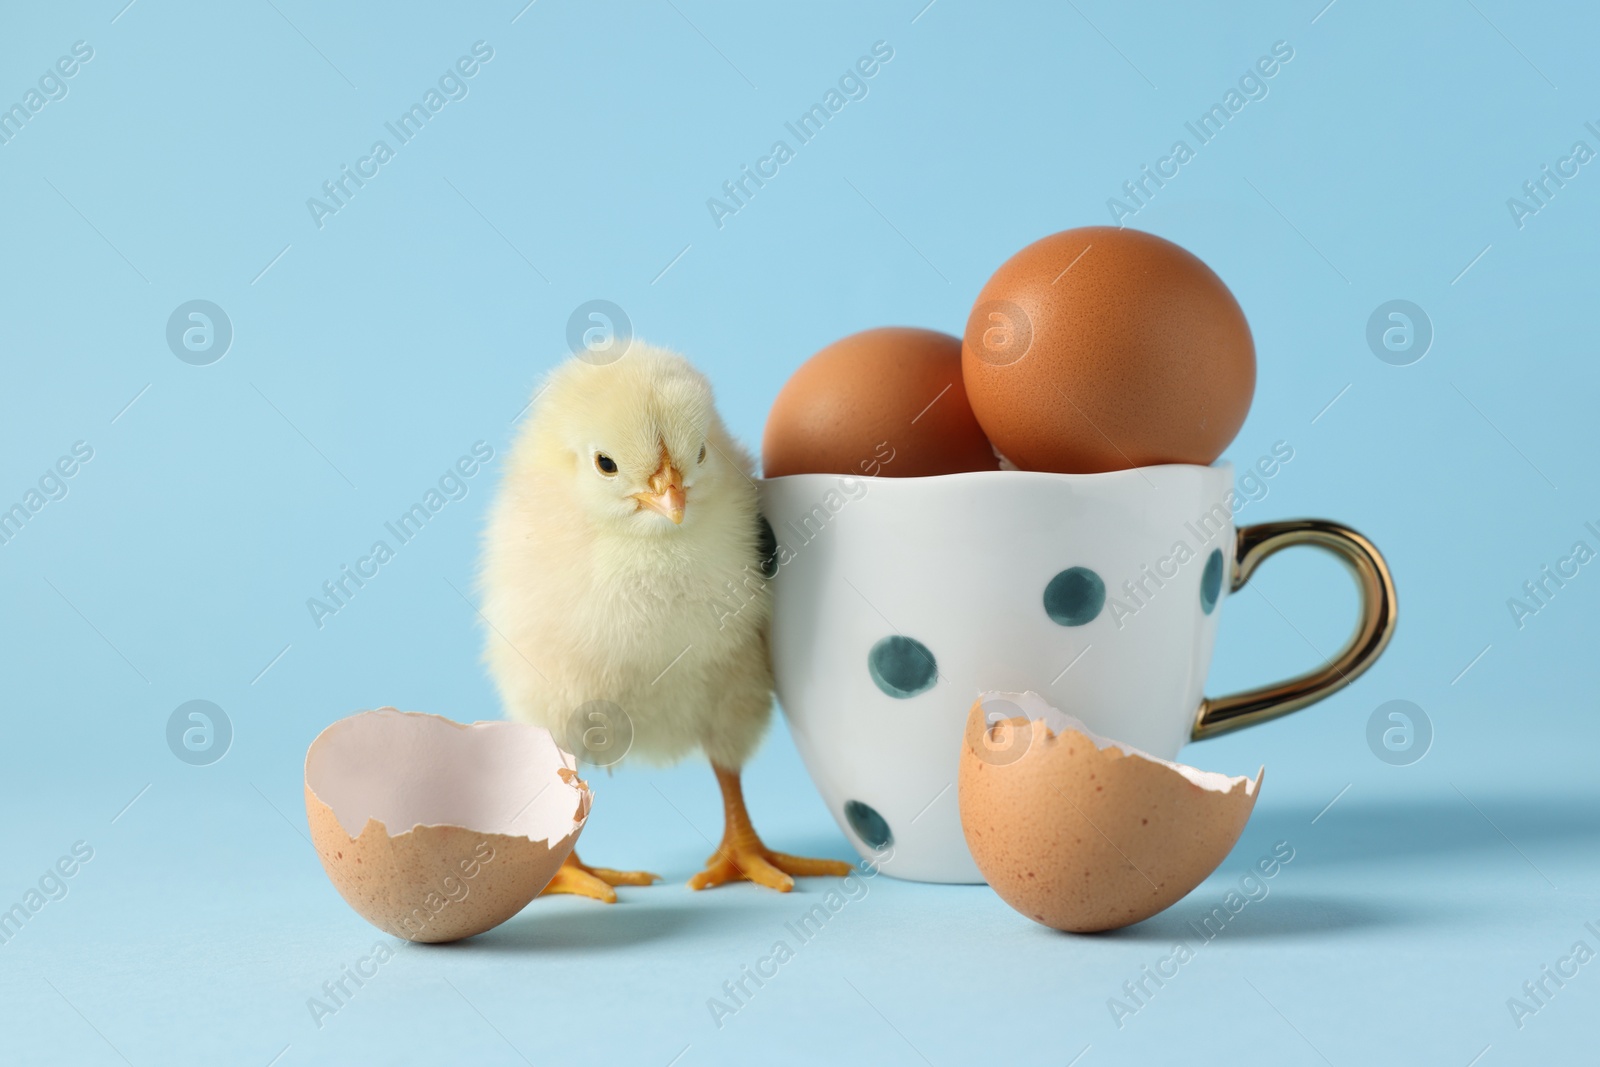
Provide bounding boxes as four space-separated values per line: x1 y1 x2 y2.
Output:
961 227 1255 473
305 709 591 943
958 693 1262 933
763 327 1000 478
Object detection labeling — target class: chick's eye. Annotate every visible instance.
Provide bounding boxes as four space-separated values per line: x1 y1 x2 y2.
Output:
594 452 618 476
698 443 707 464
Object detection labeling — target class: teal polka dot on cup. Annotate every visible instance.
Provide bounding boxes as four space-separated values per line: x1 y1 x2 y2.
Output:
868 635 938 698
1044 566 1105 626
844 799 893 849
1201 548 1224 614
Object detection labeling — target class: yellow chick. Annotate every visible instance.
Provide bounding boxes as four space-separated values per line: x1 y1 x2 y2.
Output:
480 343 850 900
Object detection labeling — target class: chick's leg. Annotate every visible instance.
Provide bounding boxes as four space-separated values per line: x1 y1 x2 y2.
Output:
689 765 853 892
540 851 659 904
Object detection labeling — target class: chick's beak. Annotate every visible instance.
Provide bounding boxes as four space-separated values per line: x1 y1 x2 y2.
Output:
633 451 686 524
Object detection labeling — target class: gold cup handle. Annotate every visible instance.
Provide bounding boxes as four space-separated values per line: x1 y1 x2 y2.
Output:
1191 520 1397 742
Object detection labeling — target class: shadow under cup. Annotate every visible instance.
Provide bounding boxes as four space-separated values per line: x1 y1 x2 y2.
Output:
760 463 1292 884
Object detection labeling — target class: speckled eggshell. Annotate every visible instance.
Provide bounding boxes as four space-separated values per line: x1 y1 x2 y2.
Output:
305 709 591 944
763 327 1001 478
961 227 1255 473
958 695 1262 933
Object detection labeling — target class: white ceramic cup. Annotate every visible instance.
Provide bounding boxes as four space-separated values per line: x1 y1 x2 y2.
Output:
758 464 1394 883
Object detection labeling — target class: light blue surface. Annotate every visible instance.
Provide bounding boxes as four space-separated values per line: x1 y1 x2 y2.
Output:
2 1 1596 1064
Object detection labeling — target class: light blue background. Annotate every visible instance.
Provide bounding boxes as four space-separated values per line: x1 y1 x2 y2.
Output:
2 1 1596 1064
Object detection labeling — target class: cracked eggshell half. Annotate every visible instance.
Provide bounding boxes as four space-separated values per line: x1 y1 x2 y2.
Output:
305 708 591 943
958 692 1262 933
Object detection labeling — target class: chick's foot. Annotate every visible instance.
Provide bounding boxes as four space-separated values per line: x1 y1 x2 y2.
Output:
689 765 853 892
690 840 854 892
540 851 659 904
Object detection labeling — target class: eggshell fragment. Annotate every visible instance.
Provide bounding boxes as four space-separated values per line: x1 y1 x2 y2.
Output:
958 692 1262 933
305 709 590 943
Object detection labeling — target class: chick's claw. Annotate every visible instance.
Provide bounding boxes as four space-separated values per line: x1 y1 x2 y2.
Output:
690 841 854 892
585 865 659 886
762 851 856 878
691 846 788 893
541 851 659 904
